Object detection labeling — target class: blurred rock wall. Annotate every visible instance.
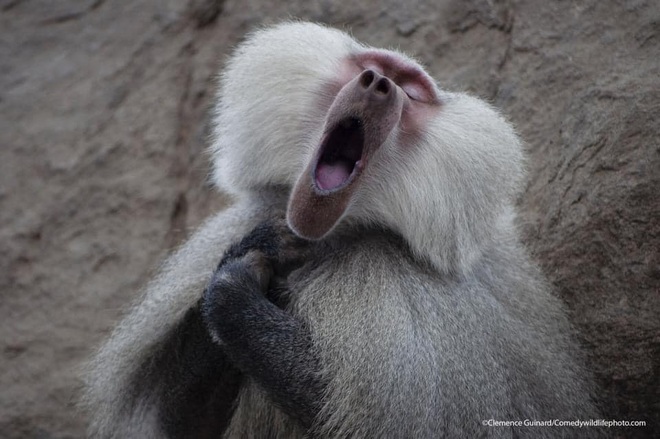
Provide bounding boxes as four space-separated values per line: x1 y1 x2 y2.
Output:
0 0 657 437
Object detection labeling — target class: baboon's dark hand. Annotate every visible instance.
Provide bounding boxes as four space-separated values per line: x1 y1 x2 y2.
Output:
201 218 313 343
218 218 312 269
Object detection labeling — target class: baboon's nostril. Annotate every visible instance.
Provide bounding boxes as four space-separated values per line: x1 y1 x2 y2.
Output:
375 78 390 95
360 70 375 88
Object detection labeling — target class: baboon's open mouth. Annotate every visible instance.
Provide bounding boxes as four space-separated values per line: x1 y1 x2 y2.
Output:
313 117 365 192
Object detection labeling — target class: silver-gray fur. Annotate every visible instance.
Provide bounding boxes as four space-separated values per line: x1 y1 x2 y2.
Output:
81 191 288 438
82 22 603 438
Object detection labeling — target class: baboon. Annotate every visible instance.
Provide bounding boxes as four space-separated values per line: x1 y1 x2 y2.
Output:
83 22 603 438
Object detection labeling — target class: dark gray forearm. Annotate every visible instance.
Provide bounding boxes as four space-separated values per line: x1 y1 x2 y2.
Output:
202 264 326 428
145 305 242 438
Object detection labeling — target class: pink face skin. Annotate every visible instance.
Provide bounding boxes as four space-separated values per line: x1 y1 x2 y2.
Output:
353 50 440 103
287 50 442 240
345 50 441 132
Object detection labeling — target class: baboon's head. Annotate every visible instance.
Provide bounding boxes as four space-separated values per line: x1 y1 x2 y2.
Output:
212 22 524 273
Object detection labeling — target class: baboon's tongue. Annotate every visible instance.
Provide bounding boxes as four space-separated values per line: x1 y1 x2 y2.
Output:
315 162 353 191
314 117 365 191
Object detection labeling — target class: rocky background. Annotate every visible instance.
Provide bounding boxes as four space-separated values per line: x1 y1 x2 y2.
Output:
1 0 658 438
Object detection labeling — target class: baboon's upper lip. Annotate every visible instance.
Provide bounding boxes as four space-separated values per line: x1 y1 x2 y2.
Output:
312 117 365 193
